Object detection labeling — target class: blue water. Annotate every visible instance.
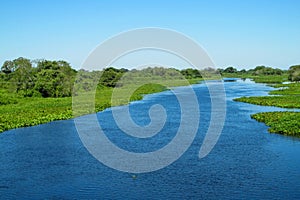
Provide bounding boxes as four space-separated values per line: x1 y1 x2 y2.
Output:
1 79 300 199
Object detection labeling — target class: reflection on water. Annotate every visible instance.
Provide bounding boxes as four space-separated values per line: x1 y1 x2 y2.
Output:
0 79 300 199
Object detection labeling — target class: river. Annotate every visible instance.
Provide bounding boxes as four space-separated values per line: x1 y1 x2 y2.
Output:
0 79 300 199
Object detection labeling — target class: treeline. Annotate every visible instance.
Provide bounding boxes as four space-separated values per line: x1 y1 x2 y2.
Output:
219 66 284 75
0 57 206 98
0 57 76 97
1 57 300 99
219 65 300 81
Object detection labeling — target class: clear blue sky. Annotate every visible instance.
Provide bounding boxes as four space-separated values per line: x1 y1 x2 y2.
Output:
1 0 299 69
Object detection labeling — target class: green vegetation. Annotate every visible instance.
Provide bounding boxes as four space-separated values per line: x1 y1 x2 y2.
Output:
0 90 18 105
269 83 300 95
251 75 288 84
180 68 202 79
220 65 288 83
234 95 300 108
130 84 168 101
0 83 176 133
1 58 76 97
1 58 211 133
0 97 73 133
251 112 300 136
288 65 300 82
1 57 299 136
233 68 300 136
220 64 300 136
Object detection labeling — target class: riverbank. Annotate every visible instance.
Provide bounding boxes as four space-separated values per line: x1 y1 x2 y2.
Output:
234 80 300 136
2 78 300 199
0 78 202 133
3 74 299 137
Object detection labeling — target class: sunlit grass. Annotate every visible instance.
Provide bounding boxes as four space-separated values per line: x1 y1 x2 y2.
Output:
234 81 300 136
0 78 202 133
234 95 300 108
252 112 300 136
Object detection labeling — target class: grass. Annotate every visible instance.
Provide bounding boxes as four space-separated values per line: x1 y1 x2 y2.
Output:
251 75 288 84
0 97 73 133
0 90 18 105
269 83 300 95
222 73 288 83
234 95 300 108
234 78 300 136
0 78 202 133
222 73 289 84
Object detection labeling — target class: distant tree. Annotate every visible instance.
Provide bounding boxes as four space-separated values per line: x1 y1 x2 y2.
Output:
74 69 99 92
35 69 63 97
99 67 124 87
1 57 33 76
253 66 283 76
223 66 238 73
180 68 202 79
247 69 254 73
199 67 219 78
273 68 284 75
1 60 15 74
120 68 129 73
34 60 76 97
288 65 300 82
7 57 36 96
239 69 247 73
254 66 266 71
165 68 182 78
217 68 224 74
0 58 77 97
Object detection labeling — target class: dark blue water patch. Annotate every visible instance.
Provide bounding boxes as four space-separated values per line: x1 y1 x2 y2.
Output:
0 79 300 199
98 90 182 153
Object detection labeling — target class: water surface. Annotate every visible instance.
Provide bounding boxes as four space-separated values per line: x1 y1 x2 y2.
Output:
1 79 300 199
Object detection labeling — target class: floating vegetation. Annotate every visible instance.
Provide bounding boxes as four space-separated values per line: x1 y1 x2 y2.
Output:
235 81 300 136
251 112 300 136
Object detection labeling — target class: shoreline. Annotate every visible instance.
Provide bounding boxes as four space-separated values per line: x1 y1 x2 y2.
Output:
0 79 204 133
234 79 300 137
3 76 299 137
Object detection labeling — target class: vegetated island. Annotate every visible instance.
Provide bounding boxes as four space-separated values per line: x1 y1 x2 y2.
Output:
223 65 300 137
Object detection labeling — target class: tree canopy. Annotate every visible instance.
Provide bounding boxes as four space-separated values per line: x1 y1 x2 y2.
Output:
288 65 300 82
223 66 238 73
1 58 76 97
1 57 299 99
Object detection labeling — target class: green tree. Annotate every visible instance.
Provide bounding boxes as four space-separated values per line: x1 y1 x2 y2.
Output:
223 66 237 73
74 69 101 92
8 57 36 96
253 66 283 76
239 69 247 73
1 60 15 74
35 60 76 97
180 68 202 79
288 65 300 82
1 58 77 97
99 67 124 87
